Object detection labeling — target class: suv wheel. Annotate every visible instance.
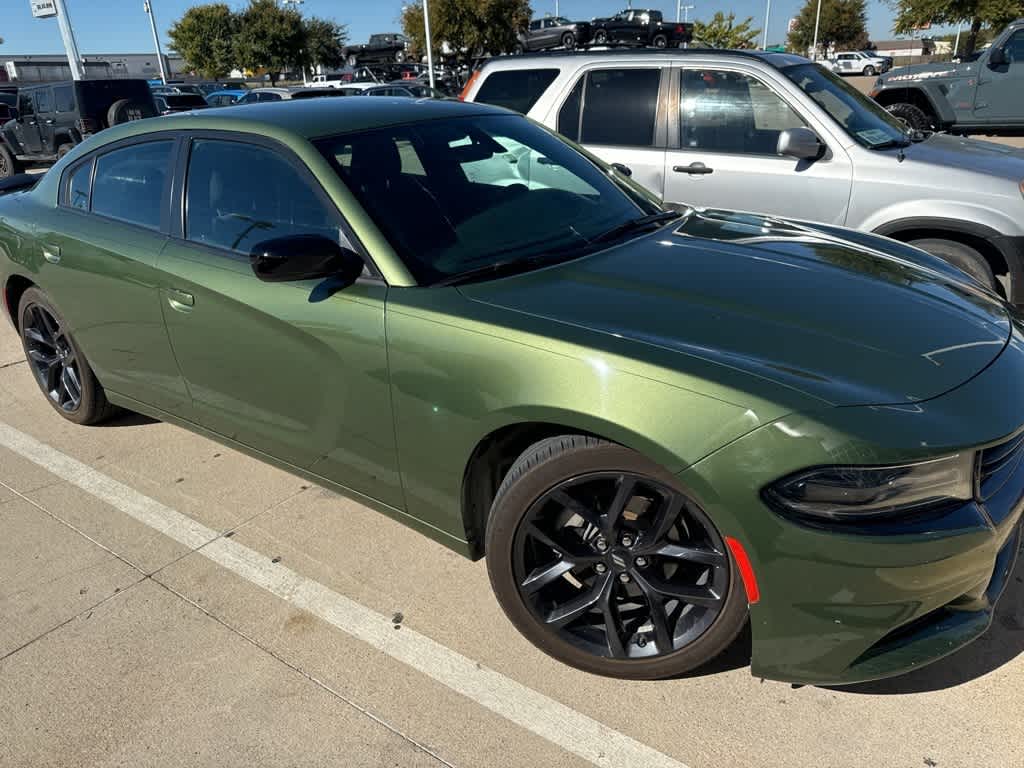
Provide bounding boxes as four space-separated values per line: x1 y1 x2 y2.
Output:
347 54 359 67
485 435 747 680
910 238 998 294
395 50 407 63
562 32 576 49
594 29 608 45
887 102 933 131
0 143 21 179
862 65 876 76
652 33 668 48
56 143 74 161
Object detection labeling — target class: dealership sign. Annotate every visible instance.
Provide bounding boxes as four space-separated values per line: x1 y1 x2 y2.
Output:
31 0 58 18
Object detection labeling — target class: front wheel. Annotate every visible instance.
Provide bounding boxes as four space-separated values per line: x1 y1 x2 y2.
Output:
395 49 407 63
485 435 748 680
863 65 876 76
886 102 933 131
909 238 999 295
562 32 576 50
346 53 359 67
18 288 118 425
594 30 608 45
0 142 22 179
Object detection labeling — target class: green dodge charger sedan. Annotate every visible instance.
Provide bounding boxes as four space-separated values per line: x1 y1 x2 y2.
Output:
0 98 1021 685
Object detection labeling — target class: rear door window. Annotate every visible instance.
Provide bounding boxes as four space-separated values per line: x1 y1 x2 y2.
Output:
91 140 173 230
560 69 660 147
35 88 53 114
474 69 559 114
53 85 75 113
66 160 93 211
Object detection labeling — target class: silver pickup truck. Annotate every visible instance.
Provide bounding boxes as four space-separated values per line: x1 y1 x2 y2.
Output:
464 50 1024 302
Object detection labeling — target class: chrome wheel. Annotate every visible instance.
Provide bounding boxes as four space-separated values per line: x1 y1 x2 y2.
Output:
513 471 729 660
22 303 83 412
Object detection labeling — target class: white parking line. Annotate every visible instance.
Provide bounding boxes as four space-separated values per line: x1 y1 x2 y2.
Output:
0 420 690 768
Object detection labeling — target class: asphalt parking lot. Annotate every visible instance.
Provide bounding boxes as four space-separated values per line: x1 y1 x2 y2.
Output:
2 303 1024 768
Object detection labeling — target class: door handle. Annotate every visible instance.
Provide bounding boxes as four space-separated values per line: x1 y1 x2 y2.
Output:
166 289 195 313
44 119 55 125
611 162 632 177
42 245 61 264
673 162 714 175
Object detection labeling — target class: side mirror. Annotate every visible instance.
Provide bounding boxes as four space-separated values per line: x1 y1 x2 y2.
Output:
250 234 364 285
988 46 1007 67
777 127 824 161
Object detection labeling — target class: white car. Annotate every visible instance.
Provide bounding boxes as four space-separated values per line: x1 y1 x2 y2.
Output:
310 73 347 88
831 50 892 76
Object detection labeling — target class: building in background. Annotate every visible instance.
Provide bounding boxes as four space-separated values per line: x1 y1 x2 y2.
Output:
0 52 187 83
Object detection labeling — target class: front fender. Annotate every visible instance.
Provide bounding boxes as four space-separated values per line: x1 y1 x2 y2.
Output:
857 199 1023 239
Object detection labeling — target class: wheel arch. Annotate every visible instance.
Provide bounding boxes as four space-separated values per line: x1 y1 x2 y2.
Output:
3 273 35 329
873 85 955 128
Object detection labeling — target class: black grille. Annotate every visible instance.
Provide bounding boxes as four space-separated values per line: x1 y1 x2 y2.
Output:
979 430 1024 524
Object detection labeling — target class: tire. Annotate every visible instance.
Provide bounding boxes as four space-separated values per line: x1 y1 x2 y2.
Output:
594 30 608 45
346 53 359 67
863 65 876 76
0 142 21 179
106 98 156 127
485 435 748 680
17 288 118 425
514 43 525 54
652 33 668 49
56 143 74 160
395 49 407 63
562 32 576 50
909 238 998 293
886 102 933 131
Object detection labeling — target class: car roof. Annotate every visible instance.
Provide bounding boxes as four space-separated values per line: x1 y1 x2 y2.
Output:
78 97 505 144
480 48 810 71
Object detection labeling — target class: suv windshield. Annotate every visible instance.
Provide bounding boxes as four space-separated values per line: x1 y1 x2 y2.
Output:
782 63 909 148
317 114 656 284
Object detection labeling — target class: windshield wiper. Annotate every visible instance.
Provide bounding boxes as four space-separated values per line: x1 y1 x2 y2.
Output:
867 137 912 151
591 211 682 244
432 248 589 287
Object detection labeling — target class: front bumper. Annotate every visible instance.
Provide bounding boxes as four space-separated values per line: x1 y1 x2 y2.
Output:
680 316 1024 684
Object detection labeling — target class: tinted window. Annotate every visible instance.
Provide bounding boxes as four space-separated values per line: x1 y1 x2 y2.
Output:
35 88 53 113
474 69 558 114
680 69 805 155
1006 30 1024 63
580 69 659 147
260 92 283 102
67 160 92 211
53 85 75 112
91 141 172 229
238 92 258 104
18 91 34 117
556 77 583 140
185 139 343 255
317 114 647 283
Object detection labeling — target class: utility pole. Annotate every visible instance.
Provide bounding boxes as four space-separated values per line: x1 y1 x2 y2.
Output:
143 1 169 84
423 0 435 90
53 0 85 80
953 21 963 57
811 0 822 59
762 0 771 50
677 2 694 23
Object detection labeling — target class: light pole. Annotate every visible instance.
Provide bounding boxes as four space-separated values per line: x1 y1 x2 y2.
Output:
953 21 963 57
143 1 169 84
762 0 771 50
53 0 85 81
423 0 435 90
281 0 306 84
811 0 822 59
677 2 694 23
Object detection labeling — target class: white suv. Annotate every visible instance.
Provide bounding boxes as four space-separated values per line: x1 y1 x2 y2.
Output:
831 50 892 76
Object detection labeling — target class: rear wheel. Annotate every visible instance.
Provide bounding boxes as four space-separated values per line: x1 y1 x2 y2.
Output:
562 32 576 50
56 143 74 160
909 238 998 293
594 29 608 45
652 33 668 48
0 143 21 179
485 435 747 679
863 65 876 76
886 102 932 131
18 288 118 425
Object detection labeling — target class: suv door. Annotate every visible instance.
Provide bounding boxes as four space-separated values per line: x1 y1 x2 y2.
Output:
836 54 855 73
663 66 852 223
974 29 1024 123
14 90 43 155
34 87 56 153
156 133 403 507
555 66 668 199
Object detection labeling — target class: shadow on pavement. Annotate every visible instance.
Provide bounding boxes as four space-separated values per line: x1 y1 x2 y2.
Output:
829 552 1024 695
103 411 159 428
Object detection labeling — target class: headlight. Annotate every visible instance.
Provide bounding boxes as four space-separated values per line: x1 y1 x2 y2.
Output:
763 453 975 522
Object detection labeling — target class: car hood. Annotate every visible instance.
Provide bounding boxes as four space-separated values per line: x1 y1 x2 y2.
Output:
893 133 1024 181
881 61 970 83
460 209 1012 408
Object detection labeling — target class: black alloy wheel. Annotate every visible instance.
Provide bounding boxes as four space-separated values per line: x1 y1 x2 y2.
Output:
513 471 730 660
22 302 83 412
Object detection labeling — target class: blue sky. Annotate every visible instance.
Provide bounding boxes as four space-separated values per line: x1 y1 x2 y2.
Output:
1 0 929 56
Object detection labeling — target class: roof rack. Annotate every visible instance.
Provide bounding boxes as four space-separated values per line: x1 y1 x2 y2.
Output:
494 47 787 61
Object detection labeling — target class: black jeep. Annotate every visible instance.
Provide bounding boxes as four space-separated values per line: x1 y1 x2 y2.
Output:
0 79 156 178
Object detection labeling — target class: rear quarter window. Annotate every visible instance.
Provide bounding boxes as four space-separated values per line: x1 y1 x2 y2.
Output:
474 69 559 114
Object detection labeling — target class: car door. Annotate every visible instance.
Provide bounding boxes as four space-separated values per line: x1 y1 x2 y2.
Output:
14 90 43 154
33 139 191 415
554 66 669 201
663 66 853 224
540 18 560 48
974 29 1024 123
34 87 56 152
156 133 403 508
836 54 854 73
52 84 77 141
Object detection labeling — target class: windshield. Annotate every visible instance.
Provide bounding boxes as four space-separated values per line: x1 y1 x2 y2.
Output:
782 63 909 148
316 114 655 284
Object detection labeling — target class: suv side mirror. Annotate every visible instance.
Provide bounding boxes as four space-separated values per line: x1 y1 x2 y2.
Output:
777 127 824 161
988 46 1007 67
250 234 364 286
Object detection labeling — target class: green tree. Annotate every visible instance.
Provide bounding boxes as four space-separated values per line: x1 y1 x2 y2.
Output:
233 0 305 81
788 0 869 54
892 0 1024 56
168 3 238 79
401 0 531 64
303 17 348 71
692 12 761 49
